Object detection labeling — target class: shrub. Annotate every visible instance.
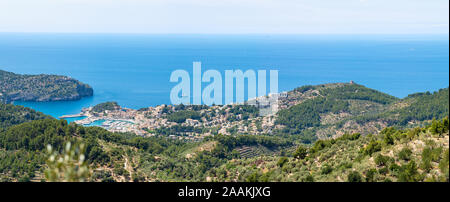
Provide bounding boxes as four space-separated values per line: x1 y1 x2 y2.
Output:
363 140 382 156
303 175 314 182
420 146 443 172
245 171 261 182
347 171 363 182
383 132 395 145
398 160 420 182
375 154 391 167
398 148 412 161
378 167 389 175
293 145 308 159
389 164 401 175
277 157 289 168
321 164 333 175
439 149 449 174
365 169 377 182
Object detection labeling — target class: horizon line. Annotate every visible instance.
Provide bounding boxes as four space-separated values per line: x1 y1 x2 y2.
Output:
0 31 449 36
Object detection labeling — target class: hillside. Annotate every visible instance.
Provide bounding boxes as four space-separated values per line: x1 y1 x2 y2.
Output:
0 118 290 182
211 118 449 182
0 82 448 182
0 111 447 182
275 83 449 143
0 103 51 131
0 70 93 103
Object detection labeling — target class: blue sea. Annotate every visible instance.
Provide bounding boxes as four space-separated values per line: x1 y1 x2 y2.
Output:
0 33 448 118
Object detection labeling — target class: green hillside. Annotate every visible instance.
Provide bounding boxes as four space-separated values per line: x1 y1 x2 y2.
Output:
0 118 290 182
212 118 449 182
275 84 449 143
0 70 93 103
0 103 51 131
0 83 448 182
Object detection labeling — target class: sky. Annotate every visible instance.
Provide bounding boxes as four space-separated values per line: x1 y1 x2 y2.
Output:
0 0 448 34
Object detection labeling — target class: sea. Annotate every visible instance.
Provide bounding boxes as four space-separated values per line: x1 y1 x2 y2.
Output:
0 33 448 119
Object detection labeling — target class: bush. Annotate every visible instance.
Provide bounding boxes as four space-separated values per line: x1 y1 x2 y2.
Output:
363 140 382 156
365 169 377 182
245 171 261 182
293 145 308 159
347 171 363 182
321 165 333 175
398 148 412 161
398 160 420 182
303 175 314 182
383 132 395 145
375 154 391 167
277 157 289 168
389 164 401 175
378 167 389 175
420 147 441 171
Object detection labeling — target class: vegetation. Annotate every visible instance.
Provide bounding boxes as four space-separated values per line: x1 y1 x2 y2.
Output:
0 70 93 103
0 116 291 181
0 103 51 131
0 114 448 182
45 142 90 182
92 102 119 113
212 117 449 182
276 84 448 142
277 97 349 133
166 110 201 123
0 81 448 182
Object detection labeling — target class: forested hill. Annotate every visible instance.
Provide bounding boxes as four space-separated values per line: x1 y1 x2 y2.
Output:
275 83 449 142
0 103 51 131
0 70 93 103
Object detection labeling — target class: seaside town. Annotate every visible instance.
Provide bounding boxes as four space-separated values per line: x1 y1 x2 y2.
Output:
61 93 287 141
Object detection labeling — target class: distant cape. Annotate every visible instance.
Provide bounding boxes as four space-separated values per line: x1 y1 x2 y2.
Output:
0 69 93 103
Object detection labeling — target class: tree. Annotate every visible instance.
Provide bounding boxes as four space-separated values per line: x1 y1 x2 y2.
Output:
383 132 395 145
430 118 449 136
293 145 308 159
365 169 377 182
277 157 289 168
363 140 382 156
398 160 420 182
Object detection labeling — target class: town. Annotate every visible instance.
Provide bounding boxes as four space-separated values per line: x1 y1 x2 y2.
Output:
62 93 286 141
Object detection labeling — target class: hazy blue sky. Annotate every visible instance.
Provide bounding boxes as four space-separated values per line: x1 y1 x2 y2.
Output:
0 0 448 34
